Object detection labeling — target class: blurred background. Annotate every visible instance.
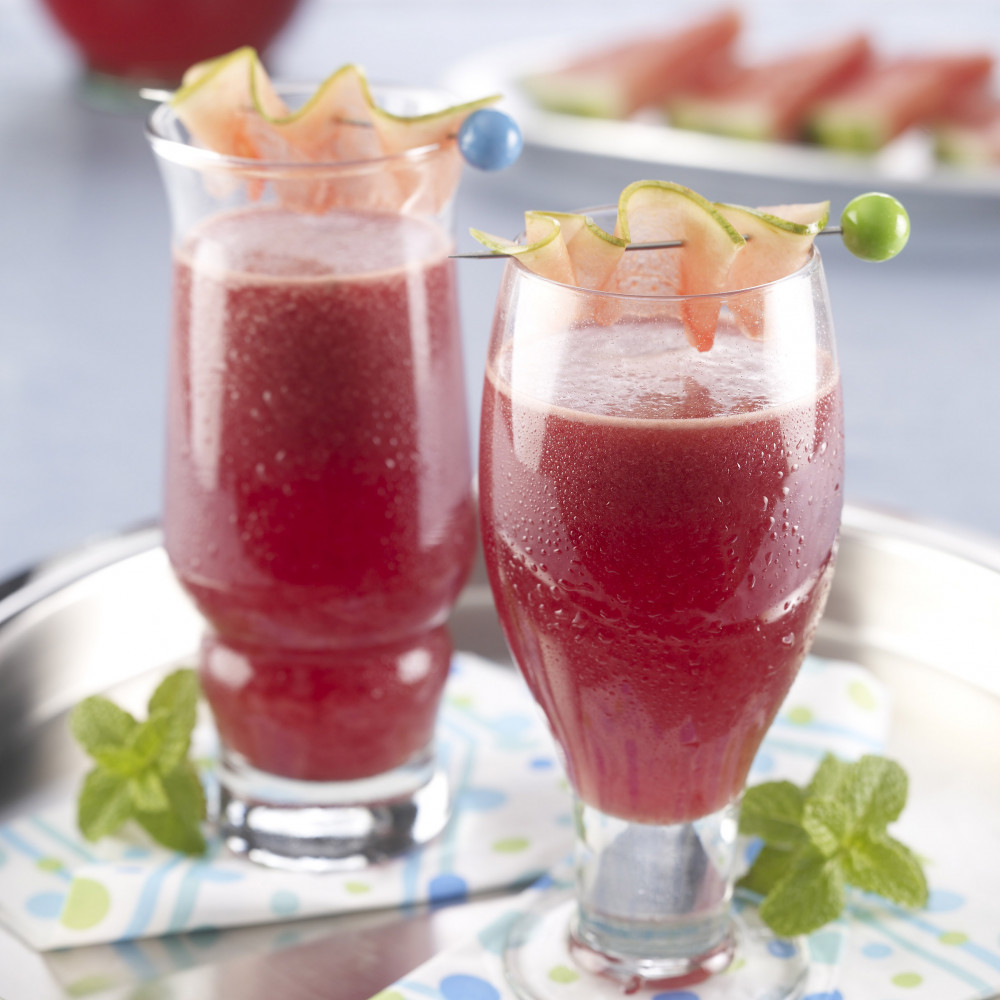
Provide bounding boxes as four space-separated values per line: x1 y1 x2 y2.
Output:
2 0 1000 582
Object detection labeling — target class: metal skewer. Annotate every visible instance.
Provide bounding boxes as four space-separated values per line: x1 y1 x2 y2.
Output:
451 227 844 259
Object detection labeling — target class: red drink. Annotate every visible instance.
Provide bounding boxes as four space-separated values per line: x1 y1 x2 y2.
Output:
166 206 475 782
480 322 843 825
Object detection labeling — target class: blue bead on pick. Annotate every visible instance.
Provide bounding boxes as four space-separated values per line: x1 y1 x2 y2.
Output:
458 108 523 171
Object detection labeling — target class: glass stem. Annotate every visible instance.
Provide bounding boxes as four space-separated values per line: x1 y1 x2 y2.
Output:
570 799 740 983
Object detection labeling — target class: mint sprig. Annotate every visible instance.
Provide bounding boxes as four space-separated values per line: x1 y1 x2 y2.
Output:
71 669 207 855
739 753 928 937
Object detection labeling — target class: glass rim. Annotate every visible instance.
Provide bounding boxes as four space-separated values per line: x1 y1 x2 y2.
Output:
508 205 823 302
145 81 456 173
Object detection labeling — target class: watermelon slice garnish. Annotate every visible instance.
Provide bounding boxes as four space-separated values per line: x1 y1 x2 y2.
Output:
170 48 501 212
469 182 842 351
615 181 745 351
470 212 576 286
714 201 829 338
172 47 290 161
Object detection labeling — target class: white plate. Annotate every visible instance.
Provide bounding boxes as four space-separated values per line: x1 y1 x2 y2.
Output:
445 34 1000 197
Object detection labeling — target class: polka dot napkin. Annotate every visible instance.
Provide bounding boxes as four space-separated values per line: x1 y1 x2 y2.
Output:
0 653 571 951
379 658 1000 1000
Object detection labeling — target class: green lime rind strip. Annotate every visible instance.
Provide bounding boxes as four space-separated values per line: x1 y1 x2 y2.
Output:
470 218 563 256
172 47 500 133
538 211 627 249
715 201 831 237
617 180 746 247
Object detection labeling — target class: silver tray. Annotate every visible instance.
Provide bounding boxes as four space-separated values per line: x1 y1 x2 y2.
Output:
1 504 998 999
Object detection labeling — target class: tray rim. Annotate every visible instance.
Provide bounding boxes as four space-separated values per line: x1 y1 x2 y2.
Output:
3 503 1000 630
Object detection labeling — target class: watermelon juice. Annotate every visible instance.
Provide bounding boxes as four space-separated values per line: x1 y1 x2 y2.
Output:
165 205 475 783
480 322 843 825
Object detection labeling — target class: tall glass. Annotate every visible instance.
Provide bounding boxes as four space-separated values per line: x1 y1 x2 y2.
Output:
479 225 844 996
147 89 476 870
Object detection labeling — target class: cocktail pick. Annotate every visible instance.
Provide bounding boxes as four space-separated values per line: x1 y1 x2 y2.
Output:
452 192 910 261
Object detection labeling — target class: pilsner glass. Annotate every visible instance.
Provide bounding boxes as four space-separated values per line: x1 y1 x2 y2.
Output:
147 87 475 870
479 220 844 997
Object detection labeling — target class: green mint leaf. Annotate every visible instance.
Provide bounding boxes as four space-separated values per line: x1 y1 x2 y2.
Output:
125 714 166 768
71 697 138 756
93 746 146 777
742 752 928 938
128 770 170 814
802 798 852 858
841 755 908 833
805 752 852 800
758 847 846 937
147 670 200 774
164 762 208 829
150 710 192 776
135 763 207 854
78 768 133 841
136 811 206 855
148 668 200 719
738 843 798 897
739 780 807 849
72 668 206 854
842 833 929 909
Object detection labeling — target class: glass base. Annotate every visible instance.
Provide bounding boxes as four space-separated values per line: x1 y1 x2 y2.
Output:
504 890 810 999
218 748 451 871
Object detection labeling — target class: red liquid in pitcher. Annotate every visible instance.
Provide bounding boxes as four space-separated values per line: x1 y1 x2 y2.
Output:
167 207 475 781
480 324 843 824
41 0 300 83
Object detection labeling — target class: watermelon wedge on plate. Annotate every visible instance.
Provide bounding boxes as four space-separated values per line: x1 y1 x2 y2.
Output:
807 53 994 152
668 34 873 141
934 85 1000 167
520 8 741 119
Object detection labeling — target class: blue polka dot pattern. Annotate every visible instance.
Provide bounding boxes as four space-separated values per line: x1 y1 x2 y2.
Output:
652 991 701 1000
768 939 798 959
27 892 64 919
439 972 501 1000
926 889 965 912
529 757 555 770
744 838 764 866
491 714 533 737
808 929 844 963
862 942 893 958
459 787 507 811
802 990 842 1000
429 873 468 907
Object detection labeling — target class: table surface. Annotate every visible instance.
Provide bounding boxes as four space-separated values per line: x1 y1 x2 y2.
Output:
2 0 1000 579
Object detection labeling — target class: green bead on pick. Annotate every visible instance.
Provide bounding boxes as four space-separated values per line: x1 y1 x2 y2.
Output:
840 192 910 262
